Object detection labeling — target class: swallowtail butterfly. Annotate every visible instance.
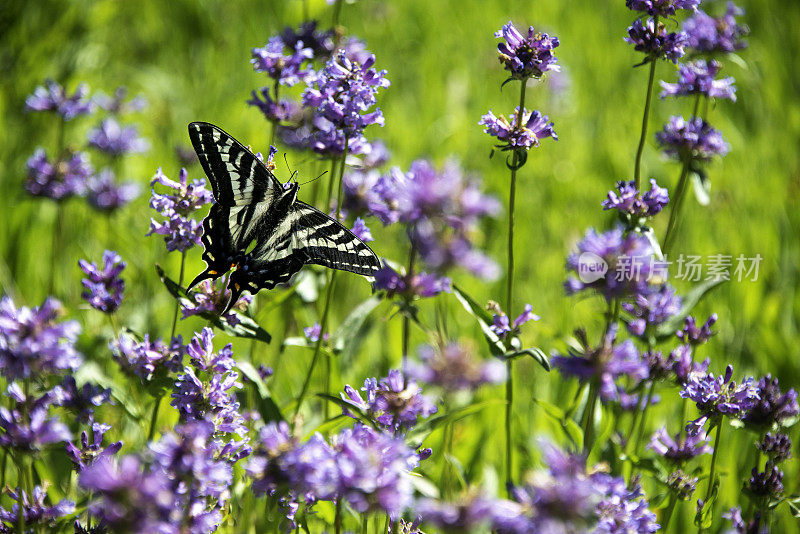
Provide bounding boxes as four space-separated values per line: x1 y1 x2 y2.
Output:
187 122 381 310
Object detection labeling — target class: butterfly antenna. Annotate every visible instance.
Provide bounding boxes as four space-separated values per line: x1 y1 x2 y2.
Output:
299 170 327 186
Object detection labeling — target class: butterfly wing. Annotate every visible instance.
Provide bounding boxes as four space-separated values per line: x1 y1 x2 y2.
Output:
187 122 283 288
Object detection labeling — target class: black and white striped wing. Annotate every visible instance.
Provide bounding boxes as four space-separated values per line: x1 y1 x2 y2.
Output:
188 122 286 288
242 202 381 289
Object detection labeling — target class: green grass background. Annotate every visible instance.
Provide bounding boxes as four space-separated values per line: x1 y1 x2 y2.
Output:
1 0 799 531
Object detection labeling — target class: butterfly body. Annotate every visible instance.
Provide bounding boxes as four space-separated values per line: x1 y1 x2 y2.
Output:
187 122 381 309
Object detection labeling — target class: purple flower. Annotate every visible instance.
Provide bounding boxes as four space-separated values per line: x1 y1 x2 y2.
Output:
111 333 184 384
246 421 296 495
146 167 213 252
494 21 560 80
303 322 329 343
282 433 339 501
648 426 712 462
65 422 122 470
280 20 334 59
757 432 792 464
24 148 92 200
408 343 506 392
57 375 112 424
748 462 784 499
0 485 75 529
565 227 663 302
171 328 249 457
625 18 686 63
251 36 313 86
656 115 729 161
623 284 682 336
680 365 760 435
79 250 126 313
341 369 438 433
480 107 557 152
490 303 540 339
331 424 418 518
626 0 699 17
591 473 659 533
660 60 736 100
670 344 709 385
182 275 253 326
374 265 451 299
351 217 373 242
0 387 71 452
248 87 302 123
25 79 93 120
665 470 698 500
88 117 149 155
552 327 649 405
417 493 511 532
683 3 748 54
86 168 140 212
302 50 390 140
741 375 799 430
676 313 717 345
602 179 669 218
724 507 767 534
94 86 147 114
0 296 81 380
79 455 179 532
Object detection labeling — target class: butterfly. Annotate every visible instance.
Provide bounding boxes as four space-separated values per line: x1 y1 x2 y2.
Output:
186 122 381 311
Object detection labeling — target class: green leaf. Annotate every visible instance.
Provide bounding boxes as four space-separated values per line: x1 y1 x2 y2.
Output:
534 399 583 447
786 494 800 518
237 361 283 423
315 393 379 431
654 278 725 341
330 294 382 353
691 171 711 206
155 264 271 343
452 285 505 356
694 477 719 528
501 347 550 371
408 472 440 498
407 399 504 443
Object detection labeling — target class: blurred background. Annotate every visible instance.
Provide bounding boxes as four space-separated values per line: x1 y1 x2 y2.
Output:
1 0 799 529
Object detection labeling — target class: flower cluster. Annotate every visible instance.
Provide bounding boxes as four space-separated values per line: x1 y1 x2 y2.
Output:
25 79 93 120
0 485 75 531
79 250 126 313
0 387 71 452
683 3 748 54
625 18 686 63
111 333 184 385
676 313 717 345
656 115 729 162
85 168 141 211
171 328 249 458
341 369 438 433
602 179 670 219
87 117 149 155
301 50 389 152
0 296 81 380
565 227 664 302
553 327 649 405
680 365 760 435
623 284 682 337
94 86 148 114
25 148 93 200
409 342 506 393
480 107 557 154
57 375 112 424
741 375 799 430
66 422 122 471
660 59 736 100
182 275 253 325
489 302 539 340
648 426 712 462
374 265 452 300
247 422 420 522
494 21 560 80
146 167 214 252
251 36 313 86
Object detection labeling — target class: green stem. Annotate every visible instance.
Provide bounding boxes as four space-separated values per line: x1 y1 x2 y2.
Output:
662 95 702 255
633 43 658 190
401 245 417 378
16 458 25 534
633 380 656 456
334 499 342 534
169 250 187 340
504 78 527 494
147 395 162 442
661 493 678 531
699 424 723 533
332 0 343 30
324 159 337 211
582 382 599 454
